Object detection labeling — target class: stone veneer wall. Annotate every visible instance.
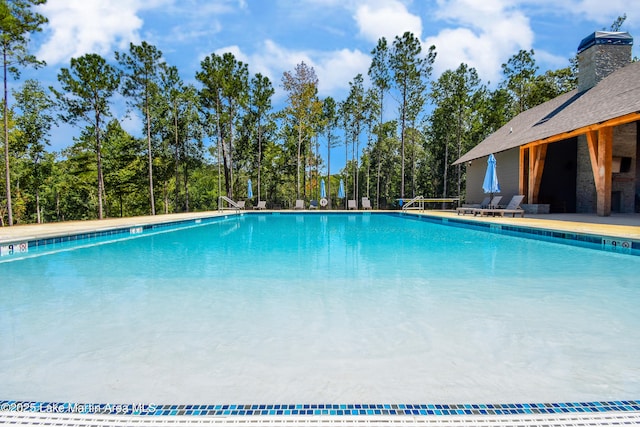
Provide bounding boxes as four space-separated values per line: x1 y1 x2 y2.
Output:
612 123 638 212
576 122 638 213
577 44 632 92
575 36 634 213
576 135 595 213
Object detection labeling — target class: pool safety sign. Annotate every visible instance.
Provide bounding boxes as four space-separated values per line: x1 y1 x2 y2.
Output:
0 241 28 257
602 238 632 254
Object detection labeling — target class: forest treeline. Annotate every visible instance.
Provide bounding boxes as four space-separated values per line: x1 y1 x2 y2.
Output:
2 1 590 225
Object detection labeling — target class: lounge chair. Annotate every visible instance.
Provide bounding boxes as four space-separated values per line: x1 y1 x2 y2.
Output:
474 195 525 217
309 200 319 209
456 196 491 215
254 200 267 210
294 199 305 210
236 200 246 210
362 197 372 210
487 195 502 209
347 199 357 210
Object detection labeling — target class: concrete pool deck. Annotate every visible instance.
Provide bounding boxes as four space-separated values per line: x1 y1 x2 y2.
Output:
0 211 231 243
418 210 640 240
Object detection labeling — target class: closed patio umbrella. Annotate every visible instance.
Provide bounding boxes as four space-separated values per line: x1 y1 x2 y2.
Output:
482 154 500 203
320 179 326 199
247 179 253 199
338 179 345 199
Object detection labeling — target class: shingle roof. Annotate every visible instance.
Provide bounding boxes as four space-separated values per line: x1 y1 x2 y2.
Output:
454 60 640 165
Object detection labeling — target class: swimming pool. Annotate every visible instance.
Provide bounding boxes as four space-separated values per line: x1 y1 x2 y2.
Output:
1 212 639 408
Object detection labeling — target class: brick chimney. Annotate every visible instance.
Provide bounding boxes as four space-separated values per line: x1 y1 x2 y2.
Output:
577 31 633 92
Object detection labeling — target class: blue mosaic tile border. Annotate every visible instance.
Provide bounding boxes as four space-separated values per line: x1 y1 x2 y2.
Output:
399 212 640 256
0 214 240 259
0 400 638 417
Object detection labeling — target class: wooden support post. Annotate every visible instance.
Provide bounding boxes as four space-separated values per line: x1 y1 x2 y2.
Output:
530 144 547 204
596 127 613 216
586 128 613 216
527 147 537 204
519 147 527 201
586 130 600 193
526 144 547 204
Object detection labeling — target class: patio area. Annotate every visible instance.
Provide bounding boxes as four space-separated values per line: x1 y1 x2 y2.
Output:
422 211 640 240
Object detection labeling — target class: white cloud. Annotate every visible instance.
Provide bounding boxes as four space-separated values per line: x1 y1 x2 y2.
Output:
354 1 422 43
554 0 639 24
213 45 249 65
36 0 169 65
314 49 372 95
215 40 370 101
425 0 534 84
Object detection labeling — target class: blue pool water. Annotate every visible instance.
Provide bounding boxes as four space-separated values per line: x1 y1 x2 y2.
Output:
1 213 639 405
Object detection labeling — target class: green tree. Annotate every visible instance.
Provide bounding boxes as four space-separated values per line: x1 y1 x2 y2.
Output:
370 120 398 208
247 73 274 203
608 13 626 31
368 37 391 127
116 41 165 216
529 67 576 104
51 53 120 219
430 63 481 197
156 63 203 212
0 0 47 225
477 86 511 137
362 87 380 200
13 78 53 223
56 136 99 220
320 96 338 207
389 31 436 197
197 52 249 201
281 61 321 199
342 73 366 201
101 119 146 217
368 37 391 200
500 49 538 116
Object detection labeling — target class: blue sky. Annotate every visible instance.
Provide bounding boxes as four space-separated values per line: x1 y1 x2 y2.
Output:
21 0 640 165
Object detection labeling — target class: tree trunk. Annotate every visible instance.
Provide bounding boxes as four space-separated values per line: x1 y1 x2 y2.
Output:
95 112 104 219
457 107 463 197
163 181 169 214
315 134 319 200
228 110 234 199
443 135 449 198
354 137 359 203
35 189 41 223
366 158 370 199
400 84 407 198
146 100 156 215
377 159 382 209
183 161 190 212
3 48 13 226
344 133 348 209
257 120 262 202
174 101 180 212
222 136 231 198
216 94 223 208
327 134 331 208
297 122 302 199
55 190 60 221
